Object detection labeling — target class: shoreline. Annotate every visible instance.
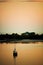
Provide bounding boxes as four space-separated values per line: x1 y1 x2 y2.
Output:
0 39 43 43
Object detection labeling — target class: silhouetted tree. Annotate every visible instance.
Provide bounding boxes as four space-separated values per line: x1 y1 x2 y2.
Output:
0 32 43 43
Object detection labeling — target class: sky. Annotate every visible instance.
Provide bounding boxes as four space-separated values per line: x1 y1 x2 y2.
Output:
0 0 43 2
0 1 43 34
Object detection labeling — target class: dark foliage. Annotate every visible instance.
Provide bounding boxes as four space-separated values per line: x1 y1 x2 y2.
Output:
0 32 43 42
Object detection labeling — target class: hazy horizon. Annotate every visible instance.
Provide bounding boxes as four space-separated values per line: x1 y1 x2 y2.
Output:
0 2 43 34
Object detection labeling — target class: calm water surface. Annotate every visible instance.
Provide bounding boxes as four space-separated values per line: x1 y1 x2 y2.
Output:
0 42 43 65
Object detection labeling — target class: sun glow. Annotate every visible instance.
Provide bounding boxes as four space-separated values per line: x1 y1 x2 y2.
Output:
0 2 43 34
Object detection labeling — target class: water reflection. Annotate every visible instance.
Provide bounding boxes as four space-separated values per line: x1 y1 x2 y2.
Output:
13 56 17 65
0 42 43 65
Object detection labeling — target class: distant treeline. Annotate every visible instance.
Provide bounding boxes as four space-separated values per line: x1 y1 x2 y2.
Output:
0 32 43 42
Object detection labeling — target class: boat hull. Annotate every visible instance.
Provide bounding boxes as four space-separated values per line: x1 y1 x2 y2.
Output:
13 52 17 57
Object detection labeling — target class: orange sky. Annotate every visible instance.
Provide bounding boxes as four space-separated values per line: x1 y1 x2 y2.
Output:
0 2 43 34
0 0 43 2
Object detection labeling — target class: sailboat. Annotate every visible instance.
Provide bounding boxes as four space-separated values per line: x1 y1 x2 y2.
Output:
13 48 17 57
13 44 18 58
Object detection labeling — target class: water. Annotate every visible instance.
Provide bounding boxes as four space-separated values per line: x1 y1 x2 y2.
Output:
0 42 43 65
